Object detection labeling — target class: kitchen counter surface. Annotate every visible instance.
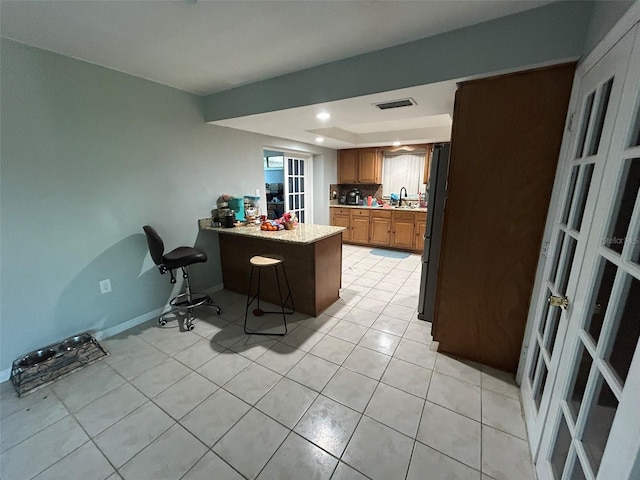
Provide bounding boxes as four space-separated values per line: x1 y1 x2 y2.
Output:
199 218 344 244
330 204 427 213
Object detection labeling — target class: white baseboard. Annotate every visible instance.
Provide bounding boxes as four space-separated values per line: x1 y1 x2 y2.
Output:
92 307 165 342
0 282 226 384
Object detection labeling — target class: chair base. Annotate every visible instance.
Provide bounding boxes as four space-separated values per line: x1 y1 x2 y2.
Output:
159 292 222 330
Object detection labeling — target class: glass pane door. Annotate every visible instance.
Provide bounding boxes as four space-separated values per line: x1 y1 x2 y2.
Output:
283 153 312 224
536 25 640 480
523 43 621 455
521 27 633 459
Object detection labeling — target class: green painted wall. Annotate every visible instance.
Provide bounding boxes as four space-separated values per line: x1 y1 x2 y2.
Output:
0 39 335 370
203 1 594 122
583 0 635 54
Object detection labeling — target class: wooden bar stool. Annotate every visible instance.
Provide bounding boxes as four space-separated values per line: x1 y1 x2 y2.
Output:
244 255 294 336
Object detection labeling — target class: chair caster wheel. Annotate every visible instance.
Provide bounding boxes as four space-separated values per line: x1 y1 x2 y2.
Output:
216 307 222 315
186 323 195 331
159 320 167 326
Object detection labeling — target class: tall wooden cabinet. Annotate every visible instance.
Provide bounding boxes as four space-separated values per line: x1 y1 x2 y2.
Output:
432 63 576 372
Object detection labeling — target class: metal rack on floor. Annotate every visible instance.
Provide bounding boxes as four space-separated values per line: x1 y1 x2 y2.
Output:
10 332 108 397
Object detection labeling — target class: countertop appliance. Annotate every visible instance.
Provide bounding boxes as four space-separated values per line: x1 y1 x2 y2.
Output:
418 143 450 322
346 188 361 205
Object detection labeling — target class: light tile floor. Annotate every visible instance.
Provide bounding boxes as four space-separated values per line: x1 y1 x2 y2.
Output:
0 244 535 480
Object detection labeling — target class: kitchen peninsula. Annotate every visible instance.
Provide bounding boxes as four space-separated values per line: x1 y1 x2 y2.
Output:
199 219 345 316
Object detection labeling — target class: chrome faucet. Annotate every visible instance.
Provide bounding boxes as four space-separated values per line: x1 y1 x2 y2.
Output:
399 187 408 206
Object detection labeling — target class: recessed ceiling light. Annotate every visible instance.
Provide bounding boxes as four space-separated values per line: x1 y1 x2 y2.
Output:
393 141 401 146
315 136 325 143
316 112 331 121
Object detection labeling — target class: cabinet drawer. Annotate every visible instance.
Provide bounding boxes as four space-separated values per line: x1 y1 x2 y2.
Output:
351 209 371 217
371 210 391 218
332 208 351 216
392 211 416 221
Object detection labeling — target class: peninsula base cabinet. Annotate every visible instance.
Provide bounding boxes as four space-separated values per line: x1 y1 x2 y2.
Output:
330 207 426 252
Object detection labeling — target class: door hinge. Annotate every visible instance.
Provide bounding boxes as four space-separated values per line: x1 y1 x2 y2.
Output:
567 113 575 133
541 241 550 257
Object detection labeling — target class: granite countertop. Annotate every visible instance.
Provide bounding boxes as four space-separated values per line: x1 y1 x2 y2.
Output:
199 218 345 244
330 204 427 213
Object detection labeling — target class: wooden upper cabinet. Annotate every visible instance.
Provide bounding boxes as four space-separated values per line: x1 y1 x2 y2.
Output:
423 144 434 185
338 148 381 184
338 149 358 183
358 148 382 184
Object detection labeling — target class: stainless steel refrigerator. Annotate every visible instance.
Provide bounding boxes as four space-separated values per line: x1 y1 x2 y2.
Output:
418 143 450 322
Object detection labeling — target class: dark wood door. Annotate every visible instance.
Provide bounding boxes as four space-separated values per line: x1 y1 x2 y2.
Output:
432 63 576 372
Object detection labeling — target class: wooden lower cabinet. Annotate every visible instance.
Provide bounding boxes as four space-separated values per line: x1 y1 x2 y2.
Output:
330 207 424 252
414 219 427 251
330 207 351 242
370 211 392 246
350 210 370 244
391 211 416 250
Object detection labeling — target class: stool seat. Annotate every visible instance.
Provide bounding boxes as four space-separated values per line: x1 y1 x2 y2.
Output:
250 255 283 267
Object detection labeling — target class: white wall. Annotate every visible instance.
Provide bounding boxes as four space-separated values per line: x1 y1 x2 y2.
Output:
0 39 336 371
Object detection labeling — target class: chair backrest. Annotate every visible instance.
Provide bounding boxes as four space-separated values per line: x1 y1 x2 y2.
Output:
143 225 165 266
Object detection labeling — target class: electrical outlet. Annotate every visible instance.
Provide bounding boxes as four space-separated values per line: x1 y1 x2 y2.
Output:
99 279 112 294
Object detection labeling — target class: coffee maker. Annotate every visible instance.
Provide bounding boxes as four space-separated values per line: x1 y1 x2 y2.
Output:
346 188 361 205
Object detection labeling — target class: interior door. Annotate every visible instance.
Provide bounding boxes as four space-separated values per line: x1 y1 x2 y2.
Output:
526 24 640 480
283 152 312 223
522 26 633 458
521 30 635 457
536 25 640 480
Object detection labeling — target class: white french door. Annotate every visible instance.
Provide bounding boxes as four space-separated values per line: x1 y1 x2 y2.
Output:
521 27 635 456
522 20 640 480
283 151 313 224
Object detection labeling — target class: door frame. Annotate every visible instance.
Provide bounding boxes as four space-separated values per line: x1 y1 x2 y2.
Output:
282 149 313 224
263 147 314 224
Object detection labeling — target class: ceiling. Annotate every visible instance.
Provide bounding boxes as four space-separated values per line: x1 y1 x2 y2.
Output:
1 0 553 148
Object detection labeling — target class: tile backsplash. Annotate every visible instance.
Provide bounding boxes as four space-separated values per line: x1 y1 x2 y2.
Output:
330 184 383 205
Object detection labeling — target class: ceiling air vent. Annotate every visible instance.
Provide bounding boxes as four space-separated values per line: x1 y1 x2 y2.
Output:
374 97 417 110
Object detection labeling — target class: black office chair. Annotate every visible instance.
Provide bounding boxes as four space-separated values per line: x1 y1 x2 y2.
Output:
143 225 222 331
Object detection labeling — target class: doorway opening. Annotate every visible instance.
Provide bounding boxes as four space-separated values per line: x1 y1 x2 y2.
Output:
263 149 313 223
